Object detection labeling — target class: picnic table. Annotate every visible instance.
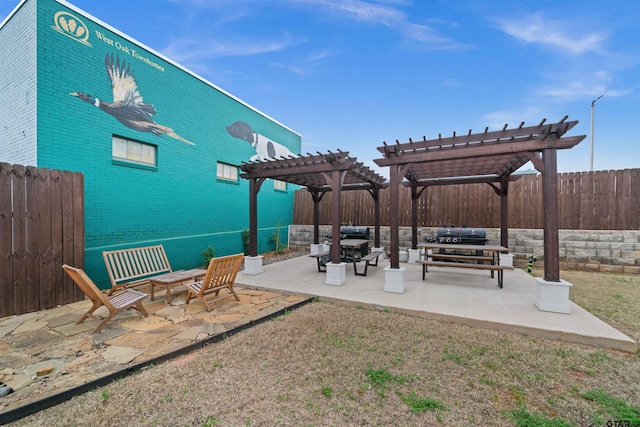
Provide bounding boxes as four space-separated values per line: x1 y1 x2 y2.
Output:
338 239 369 262
416 243 512 288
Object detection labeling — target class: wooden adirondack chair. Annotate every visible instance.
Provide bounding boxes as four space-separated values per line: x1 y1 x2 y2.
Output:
185 253 244 311
62 264 150 332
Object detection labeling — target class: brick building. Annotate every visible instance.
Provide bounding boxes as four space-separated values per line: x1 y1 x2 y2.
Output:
0 0 301 287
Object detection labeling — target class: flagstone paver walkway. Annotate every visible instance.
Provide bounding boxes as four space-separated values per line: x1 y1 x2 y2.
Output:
0 285 311 420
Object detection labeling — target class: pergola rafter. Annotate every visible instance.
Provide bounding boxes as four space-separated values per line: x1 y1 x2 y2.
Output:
374 117 586 284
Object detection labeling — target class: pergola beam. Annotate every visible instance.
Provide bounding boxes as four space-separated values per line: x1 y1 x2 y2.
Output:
401 174 522 187
374 136 584 167
241 159 354 178
378 118 576 154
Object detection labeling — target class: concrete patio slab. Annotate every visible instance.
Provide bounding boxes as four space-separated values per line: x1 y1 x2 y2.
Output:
236 255 637 353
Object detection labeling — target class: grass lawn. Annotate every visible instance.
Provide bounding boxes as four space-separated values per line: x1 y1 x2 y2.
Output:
10 268 640 427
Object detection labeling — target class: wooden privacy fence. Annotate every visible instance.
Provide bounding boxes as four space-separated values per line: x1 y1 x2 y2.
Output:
293 169 640 230
0 163 85 318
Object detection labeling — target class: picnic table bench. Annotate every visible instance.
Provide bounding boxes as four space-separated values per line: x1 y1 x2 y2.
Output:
353 250 384 276
309 251 331 272
421 260 513 288
309 248 383 277
428 254 493 263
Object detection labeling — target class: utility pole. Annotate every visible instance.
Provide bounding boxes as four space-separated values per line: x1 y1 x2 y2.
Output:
590 95 604 171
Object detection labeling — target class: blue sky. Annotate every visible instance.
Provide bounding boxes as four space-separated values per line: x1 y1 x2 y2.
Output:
2 0 639 176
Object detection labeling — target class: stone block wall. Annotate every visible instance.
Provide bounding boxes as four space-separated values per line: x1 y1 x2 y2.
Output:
288 225 640 274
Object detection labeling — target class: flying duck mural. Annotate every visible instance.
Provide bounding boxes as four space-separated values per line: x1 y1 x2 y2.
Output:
226 121 295 162
70 53 194 145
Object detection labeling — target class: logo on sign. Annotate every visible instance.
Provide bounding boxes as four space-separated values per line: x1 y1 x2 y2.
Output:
51 11 91 47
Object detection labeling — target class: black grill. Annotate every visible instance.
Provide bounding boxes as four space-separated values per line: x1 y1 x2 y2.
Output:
434 227 487 245
340 226 370 239
425 227 488 261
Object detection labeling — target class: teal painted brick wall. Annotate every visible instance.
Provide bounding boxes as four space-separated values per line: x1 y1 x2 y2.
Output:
32 0 301 288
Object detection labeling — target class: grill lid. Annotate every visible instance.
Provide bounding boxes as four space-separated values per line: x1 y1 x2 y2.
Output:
434 227 487 244
339 226 370 239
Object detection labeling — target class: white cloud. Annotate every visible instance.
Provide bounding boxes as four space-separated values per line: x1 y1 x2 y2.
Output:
268 49 336 76
307 49 335 62
538 81 607 101
535 70 635 102
296 0 406 26
165 0 468 68
270 63 307 75
495 12 606 55
402 23 468 50
161 33 306 63
293 0 468 50
371 0 412 6
442 78 462 87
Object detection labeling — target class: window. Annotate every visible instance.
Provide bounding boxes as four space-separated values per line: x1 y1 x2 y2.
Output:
112 136 156 166
217 162 238 182
273 179 287 191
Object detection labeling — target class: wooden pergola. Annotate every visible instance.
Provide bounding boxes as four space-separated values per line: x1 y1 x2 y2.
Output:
374 117 585 283
240 151 387 269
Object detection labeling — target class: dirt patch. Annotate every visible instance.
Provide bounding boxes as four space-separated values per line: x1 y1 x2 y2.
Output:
261 249 307 265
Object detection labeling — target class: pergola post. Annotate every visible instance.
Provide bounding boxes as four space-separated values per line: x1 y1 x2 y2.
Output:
248 177 264 257
534 146 572 314
328 171 344 265
408 184 427 263
373 187 381 248
311 190 322 244
388 165 401 269
411 185 418 249
245 177 265 275
542 148 560 282
324 169 348 286
500 175 509 248
383 163 407 294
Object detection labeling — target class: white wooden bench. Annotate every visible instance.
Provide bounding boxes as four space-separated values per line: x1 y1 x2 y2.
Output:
103 245 173 298
421 260 513 288
354 251 384 276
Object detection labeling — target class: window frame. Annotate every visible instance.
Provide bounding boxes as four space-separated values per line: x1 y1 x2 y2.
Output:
273 179 287 192
112 136 157 170
216 161 239 182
